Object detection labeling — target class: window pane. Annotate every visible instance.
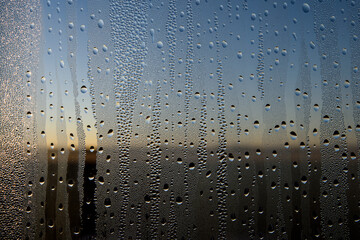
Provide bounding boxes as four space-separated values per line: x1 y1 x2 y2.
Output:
1 0 360 239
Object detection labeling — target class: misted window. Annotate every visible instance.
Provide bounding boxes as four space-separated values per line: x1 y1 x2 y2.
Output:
1 0 360 239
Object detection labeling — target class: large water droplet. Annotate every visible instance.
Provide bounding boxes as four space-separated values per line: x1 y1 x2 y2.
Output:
98 19 104 28
302 3 310 13
80 85 87 93
290 131 297 140
157 41 164 49
104 198 111 208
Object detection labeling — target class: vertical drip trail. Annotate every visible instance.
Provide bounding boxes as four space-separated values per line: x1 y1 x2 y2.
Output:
198 93 208 173
135 203 142 239
149 80 162 238
296 39 315 238
257 28 265 99
166 2 178 237
65 1 86 237
167 180 177 239
84 20 98 240
166 0 177 92
214 12 228 240
183 0 194 237
109 1 148 238
55 71 70 238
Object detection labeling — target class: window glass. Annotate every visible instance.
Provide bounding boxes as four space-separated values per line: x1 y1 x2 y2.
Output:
1 0 360 239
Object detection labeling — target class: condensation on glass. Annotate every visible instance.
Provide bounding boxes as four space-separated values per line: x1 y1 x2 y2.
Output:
1 0 360 239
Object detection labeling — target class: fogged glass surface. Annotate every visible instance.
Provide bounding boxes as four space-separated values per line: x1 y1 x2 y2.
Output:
1 0 360 239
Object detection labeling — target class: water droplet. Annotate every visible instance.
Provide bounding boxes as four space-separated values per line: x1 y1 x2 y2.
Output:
290 131 297 140
68 180 74 187
237 51 243 59
98 19 104 28
107 129 114 137
342 48 347 55
251 13 257 20
176 196 183 205
26 71 32 78
189 162 195 170
314 104 320 111
265 104 271 111
309 41 316 49
157 41 164 49
356 101 360 109
221 40 228 48
104 198 111 208
302 3 310 13
323 115 330 123
80 85 87 93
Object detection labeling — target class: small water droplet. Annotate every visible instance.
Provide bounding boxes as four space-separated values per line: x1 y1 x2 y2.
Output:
251 13 257 20
68 180 74 187
221 40 228 48
309 41 315 49
107 129 114 137
265 104 271 111
26 71 32 78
